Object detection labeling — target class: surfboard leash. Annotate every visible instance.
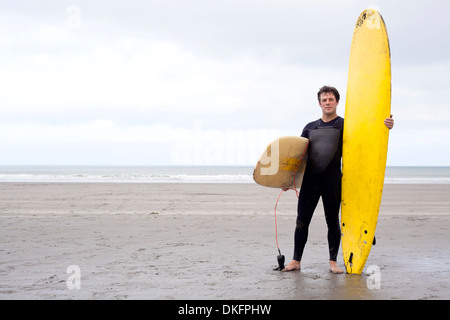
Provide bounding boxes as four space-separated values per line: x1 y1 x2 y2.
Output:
272 142 308 271
273 183 300 271
273 189 286 271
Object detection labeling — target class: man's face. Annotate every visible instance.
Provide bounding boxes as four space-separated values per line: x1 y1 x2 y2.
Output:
318 92 339 117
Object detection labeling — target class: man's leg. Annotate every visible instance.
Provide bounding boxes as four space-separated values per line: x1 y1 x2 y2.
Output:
322 176 343 274
283 179 320 271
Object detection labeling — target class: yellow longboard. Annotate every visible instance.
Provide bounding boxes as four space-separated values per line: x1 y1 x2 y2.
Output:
341 9 391 274
253 136 309 189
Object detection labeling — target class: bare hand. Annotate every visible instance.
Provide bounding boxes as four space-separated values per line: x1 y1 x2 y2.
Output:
384 114 394 129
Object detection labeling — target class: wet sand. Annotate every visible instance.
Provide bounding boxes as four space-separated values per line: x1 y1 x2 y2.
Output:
0 182 449 300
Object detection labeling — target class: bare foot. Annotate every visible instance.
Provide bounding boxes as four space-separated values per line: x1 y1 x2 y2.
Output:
329 260 344 274
282 260 301 272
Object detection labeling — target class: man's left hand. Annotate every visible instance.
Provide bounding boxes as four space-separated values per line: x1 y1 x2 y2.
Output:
384 114 394 129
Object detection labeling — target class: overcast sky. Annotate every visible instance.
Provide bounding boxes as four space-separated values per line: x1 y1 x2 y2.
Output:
1 0 449 166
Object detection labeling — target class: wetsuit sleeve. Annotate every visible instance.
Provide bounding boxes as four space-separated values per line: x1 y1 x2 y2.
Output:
301 129 309 139
301 122 314 139
301 122 312 139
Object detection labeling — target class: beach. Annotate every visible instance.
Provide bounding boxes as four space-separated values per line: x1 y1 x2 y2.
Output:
1 182 449 300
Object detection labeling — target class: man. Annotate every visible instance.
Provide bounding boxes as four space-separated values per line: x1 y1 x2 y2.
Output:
283 86 394 273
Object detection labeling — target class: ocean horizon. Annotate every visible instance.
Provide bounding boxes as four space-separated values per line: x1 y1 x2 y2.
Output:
1 165 450 184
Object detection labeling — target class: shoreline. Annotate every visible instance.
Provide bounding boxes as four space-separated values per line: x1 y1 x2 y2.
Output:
1 182 449 299
1 182 450 216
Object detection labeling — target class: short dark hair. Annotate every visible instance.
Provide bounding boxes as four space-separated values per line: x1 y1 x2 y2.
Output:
317 85 340 102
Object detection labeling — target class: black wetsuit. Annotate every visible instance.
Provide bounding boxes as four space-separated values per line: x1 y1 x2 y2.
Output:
293 116 344 262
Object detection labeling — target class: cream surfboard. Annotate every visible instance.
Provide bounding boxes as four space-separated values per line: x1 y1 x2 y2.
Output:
341 9 391 274
253 136 309 189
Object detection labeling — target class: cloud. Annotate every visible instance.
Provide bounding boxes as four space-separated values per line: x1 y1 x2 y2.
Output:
0 26 346 123
0 120 185 144
2 0 450 165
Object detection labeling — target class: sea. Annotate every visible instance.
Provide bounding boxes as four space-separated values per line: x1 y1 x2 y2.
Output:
0 165 450 184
